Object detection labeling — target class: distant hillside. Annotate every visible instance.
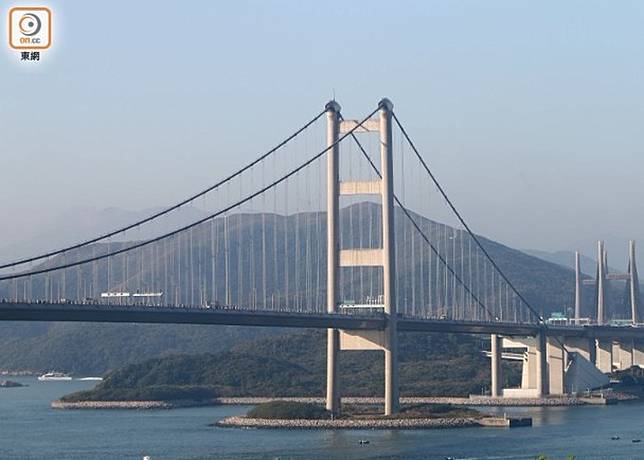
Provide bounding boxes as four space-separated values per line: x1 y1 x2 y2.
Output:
0 206 208 265
1 203 579 313
523 249 598 275
62 330 520 401
0 323 279 375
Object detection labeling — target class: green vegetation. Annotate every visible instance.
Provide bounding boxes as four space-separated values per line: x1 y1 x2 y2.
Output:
247 401 331 420
0 323 276 375
62 385 217 402
61 331 521 402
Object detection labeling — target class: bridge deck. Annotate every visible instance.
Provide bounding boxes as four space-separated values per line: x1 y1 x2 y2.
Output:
1 302 643 340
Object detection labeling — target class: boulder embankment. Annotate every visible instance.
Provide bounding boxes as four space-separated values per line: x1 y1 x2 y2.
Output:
215 415 527 430
51 394 607 409
51 399 216 410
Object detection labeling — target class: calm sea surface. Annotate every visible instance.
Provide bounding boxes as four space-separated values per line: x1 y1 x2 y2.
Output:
2 377 644 459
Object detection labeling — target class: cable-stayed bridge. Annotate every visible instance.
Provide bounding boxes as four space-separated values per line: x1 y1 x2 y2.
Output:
1 98 643 414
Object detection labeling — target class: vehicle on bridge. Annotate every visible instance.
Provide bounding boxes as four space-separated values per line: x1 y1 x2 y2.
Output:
100 291 164 306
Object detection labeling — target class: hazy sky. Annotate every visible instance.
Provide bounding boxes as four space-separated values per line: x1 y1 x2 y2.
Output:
2 0 644 257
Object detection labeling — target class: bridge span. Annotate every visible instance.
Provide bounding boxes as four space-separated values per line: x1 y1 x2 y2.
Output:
1 98 642 414
4 301 644 341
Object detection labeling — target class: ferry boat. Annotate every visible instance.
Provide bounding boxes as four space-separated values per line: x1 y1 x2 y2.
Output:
38 372 72 381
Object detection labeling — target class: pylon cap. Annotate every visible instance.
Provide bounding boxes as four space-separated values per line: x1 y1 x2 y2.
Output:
325 100 341 113
379 98 394 111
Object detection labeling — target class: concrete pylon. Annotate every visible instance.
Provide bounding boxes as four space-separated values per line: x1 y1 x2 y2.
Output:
633 340 644 366
597 241 606 325
379 98 399 416
629 240 640 324
536 329 548 396
325 100 341 415
574 251 582 322
596 339 613 373
564 337 596 364
490 334 503 397
616 339 634 370
547 337 565 395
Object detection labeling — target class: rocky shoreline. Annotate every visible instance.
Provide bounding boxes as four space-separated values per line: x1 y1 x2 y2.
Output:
51 399 211 410
0 380 26 388
215 415 521 430
51 394 603 410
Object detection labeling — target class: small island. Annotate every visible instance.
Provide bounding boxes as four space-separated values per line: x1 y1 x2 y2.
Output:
215 401 530 430
53 331 526 410
0 380 26 388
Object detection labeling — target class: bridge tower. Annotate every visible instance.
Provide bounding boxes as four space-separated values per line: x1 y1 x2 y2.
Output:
628 240 640 324
574 251 582 321
597 240 607 325
325 99 399 416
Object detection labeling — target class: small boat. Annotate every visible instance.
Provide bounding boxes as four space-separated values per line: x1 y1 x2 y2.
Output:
611 436 620 440
358 440 370 445
77 377 103 381
38 372 72 381
632 439 641 443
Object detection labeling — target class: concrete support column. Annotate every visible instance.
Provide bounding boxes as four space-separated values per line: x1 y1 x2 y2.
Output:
325 101 341 415
596 339 613 374
633 340 644 367
490 334 503 397
564 337 596 365
536 329 548 396
574 251 582 321
547 337 565 395
523 342 538 390
380 98 398 416
617 339 634 370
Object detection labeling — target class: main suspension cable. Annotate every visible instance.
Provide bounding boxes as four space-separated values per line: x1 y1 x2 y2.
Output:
0 107 379 282
392 112 543 324
340 115 496 321
0 108 327 271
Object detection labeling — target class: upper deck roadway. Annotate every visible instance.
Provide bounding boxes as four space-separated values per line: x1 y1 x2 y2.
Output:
1 301 643 341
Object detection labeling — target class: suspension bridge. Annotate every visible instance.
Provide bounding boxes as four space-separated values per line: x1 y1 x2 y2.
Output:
1 98 643 414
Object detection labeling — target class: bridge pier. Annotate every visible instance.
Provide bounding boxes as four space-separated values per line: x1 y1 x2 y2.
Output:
596 339 613 374
546 337 565 395
536 330 548 396
501 333 548 397
615 339 634 371
490 334 503 397
564 337 596 365
633 340 644 367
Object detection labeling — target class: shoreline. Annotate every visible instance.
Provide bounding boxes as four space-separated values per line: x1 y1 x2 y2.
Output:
51 394 618 410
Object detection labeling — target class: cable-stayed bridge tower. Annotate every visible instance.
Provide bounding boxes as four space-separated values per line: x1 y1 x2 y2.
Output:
575 240 640 324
